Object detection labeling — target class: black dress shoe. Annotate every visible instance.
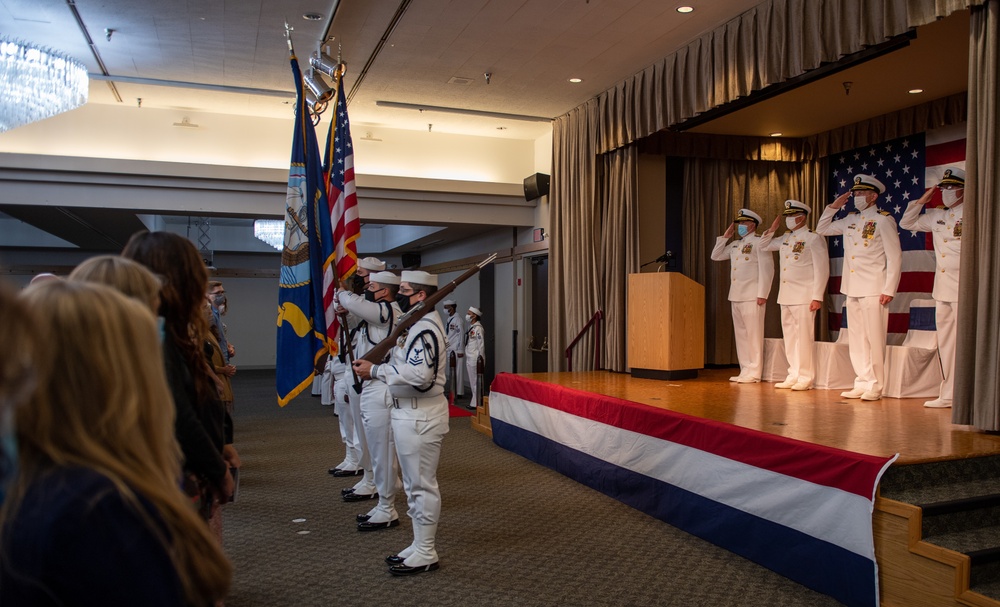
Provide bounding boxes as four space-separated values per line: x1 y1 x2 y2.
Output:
385 555 405 566
343 491 378 502
341 487 356 496
332 468 364 477
356 514 371 523
389 562 439 576
358 519 399 532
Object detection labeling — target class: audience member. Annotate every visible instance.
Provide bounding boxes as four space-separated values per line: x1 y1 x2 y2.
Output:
0 283 37 504
69 255 162 313
0 280 231 606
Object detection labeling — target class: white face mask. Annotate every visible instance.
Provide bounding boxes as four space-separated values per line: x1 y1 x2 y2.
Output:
942 189 961 206
853 195 868 210
785 217 800 230
466 314 473 323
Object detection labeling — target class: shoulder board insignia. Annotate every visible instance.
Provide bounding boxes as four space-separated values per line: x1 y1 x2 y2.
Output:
879 210 891 216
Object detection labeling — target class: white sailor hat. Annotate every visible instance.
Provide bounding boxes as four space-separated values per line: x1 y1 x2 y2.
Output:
358 257 386 272
850 174 886 194
733 208 762 224
369 271 400 285
939 167 965 187
468 306 482 317
442 299 456 307
782 200 811 215
402 270 437 287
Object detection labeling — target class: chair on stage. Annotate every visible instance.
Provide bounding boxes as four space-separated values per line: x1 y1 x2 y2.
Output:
814 307 855 390
882 299 942 398
761 338 788 383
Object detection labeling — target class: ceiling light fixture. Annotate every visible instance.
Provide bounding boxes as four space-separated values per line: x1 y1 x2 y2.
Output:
253 219 284 250
303 13 323 21
172 117 199 128
0 38 88 133
769 132 782 137
568 78 583 83
676 6 694 13
908 88 924 94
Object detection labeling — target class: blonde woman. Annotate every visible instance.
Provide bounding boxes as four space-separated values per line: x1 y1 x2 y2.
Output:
69 254 163 313
0 280 231 606
0 282 37 504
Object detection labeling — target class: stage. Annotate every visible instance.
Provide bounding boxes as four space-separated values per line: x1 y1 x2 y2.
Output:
486 369 1000 607
499 368 1000 465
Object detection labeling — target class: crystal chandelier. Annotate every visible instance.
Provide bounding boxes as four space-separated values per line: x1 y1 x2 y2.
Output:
253 219 284 250
0 38 89 133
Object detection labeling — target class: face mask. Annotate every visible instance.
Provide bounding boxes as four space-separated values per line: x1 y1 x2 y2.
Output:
212 293 225 306
218 304 227 315
466 314 474 323
364 289 379 303
785 217 800 230
395 293 414 313
853 195 868 210
942 189 961 206
351 274 366 294
736 224 750 237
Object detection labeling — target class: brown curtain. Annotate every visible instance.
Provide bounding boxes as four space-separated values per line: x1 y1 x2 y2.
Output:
682 159 824 364
953 0 1000 429
599 145 639 372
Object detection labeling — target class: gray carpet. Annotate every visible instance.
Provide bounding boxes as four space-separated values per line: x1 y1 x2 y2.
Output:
223 370 841 607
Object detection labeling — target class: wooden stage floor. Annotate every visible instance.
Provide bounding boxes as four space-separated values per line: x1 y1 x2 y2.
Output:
516 369 1000 465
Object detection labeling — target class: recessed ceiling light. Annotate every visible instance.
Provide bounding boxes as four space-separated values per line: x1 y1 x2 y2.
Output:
769 132 782 137
303 13 323 21
569 78 583 83
496 126 507 130
908 88 924 94
677 6 694 13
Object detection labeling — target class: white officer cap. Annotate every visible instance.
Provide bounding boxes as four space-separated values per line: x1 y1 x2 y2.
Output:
468 306 483 317
369 271 400 285
733 208 761 224
358 257 386 272
939 167 965 187
442 299 456 307
402 270 437 287
782 200 811 215
850 174 886 194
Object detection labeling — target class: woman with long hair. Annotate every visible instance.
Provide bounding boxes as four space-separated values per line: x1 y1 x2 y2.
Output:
0 280 231 605
69 254 163 313
0 282 37 504
122 231 234 514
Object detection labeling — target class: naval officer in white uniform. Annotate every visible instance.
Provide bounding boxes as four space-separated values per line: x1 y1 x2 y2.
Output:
760 200 829 391
353 270 449 576
464 306 485 404
899 167 965 408
710 208 774 383
817 174 902 401
442 299 465 396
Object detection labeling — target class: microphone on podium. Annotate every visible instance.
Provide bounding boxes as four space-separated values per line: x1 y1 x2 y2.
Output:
641 251 673 267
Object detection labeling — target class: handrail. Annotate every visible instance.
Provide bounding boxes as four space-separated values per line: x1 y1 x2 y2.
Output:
565 310 603 372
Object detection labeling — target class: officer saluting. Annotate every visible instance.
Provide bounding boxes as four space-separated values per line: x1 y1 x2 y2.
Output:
710 208 774 383
817 174 902 401
760 200 829 391
899 167 965 408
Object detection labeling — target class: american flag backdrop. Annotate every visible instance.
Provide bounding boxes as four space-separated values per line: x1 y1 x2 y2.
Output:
826 125 966 343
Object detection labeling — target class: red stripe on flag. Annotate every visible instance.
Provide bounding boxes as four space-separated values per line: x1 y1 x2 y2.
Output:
828 275 842 294
888 313 910 334
897 271 935 293
925 138 966 167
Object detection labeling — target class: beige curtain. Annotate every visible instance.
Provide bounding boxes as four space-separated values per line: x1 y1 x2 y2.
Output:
682 159 824 364
549 101 601 372
953 0 1000 429
599 146 639 372
592 0 982 155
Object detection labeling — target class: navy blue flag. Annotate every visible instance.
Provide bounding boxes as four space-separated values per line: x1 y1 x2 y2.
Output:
276 53 331 406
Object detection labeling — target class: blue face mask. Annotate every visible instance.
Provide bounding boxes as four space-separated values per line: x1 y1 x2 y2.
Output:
737 224 750 237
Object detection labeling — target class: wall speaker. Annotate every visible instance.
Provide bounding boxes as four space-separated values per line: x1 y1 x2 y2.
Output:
523 172 550 201
401 252 421 269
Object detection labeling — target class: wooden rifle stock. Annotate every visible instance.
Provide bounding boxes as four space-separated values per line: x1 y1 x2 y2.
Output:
360 253 498 364
338 310 363 393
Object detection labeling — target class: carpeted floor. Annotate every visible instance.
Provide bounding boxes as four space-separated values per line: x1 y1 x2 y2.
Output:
223 370 841 607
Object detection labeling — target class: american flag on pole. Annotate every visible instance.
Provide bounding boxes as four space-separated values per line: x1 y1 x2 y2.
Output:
321 71 361 356
825 125 966 343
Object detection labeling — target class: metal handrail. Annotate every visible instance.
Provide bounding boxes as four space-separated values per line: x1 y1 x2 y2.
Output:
565 310 603 372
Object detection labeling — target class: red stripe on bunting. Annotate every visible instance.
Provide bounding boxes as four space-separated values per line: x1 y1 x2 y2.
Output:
490 374 895 499
925 137 966 167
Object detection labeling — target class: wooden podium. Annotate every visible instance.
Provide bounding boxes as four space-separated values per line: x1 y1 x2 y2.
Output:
627 272 704 380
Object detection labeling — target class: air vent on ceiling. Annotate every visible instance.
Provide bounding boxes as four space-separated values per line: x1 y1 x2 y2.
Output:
447 76 474 85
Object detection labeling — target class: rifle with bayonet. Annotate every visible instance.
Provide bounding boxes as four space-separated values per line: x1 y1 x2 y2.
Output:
359 253 498 365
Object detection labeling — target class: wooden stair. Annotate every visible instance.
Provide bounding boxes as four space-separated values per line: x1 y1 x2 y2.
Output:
875 458 1000 607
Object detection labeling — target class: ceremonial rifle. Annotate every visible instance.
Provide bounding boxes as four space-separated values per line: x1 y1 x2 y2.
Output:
360 253 498 364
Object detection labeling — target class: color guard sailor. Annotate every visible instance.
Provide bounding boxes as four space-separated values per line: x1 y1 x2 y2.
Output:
464 306 485 405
